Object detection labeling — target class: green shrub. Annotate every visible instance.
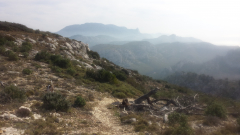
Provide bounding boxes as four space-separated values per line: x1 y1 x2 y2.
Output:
8 51 18 61
113 92 127 99
20 42 32 52
42 33 47 38
34 51 51 61
4 50 13 56
35 29 40 34
126 78 147 93
205 102 226 118
67 68 76 76
170 124 193 135
22 68 32 75
87 50 100 59
5 41 15 47
3 85 26 102
113 71 127 81
74 96 86 107
31 63 41 69
134 119 149 132
168 112 188 126
0 46 5 54
50 66 62 73
0 38 5 46
167 112 192 135
12 45 19 52
4 35 15 41
42 92 70 112
50 55 71 68
86 69 118 84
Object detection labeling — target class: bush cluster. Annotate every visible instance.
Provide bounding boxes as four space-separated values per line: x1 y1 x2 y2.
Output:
0 21 34 32
35 51 71 69
42 92 70 112
166 112 192 135
22 68 33 75
113 71 127 81
0 85 26 103
86 69 118 84
20 42 32 52
5 50 18 61
168 112 188 126
74 96 86 107
0 35 15 46
34 51 51 62
87 50 100 59
50 55 71 68
67 68 76 76
205 102 226 118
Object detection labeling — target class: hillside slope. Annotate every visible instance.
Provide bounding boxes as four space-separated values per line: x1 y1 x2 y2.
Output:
91 41 237 79
0 21 240 135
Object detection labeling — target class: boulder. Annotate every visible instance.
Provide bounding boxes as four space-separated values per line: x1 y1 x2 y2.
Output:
50 112 61 117
120 111 128 117
123 118 136 123
0 113 22 121
16 106 31 117
163 114 168 123
33 114 42 120
27 38 36 44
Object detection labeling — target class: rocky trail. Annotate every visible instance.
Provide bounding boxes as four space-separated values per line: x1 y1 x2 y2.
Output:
92 97 136 135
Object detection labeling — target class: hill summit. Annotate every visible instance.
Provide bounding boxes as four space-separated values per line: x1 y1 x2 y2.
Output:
57 23 140 37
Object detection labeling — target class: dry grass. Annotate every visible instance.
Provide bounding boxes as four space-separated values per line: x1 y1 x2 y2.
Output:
210 123 240 135
203 116 221 126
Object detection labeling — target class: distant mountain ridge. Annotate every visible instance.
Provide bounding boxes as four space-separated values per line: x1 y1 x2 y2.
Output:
91 41 237 79
165 48 240 80
69 35 118 47
143 34 202 44
57 23 207 47
57 23 141 38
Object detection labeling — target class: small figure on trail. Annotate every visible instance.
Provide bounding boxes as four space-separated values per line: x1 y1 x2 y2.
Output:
46 80 54 92
0 81 5 88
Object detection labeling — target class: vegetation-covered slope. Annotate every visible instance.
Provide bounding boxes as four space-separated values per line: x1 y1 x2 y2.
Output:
0 21 240 135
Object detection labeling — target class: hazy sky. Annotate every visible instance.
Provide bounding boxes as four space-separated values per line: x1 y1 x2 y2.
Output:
1 0 240 46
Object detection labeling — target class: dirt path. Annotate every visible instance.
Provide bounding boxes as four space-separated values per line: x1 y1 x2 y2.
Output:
92 97 137 135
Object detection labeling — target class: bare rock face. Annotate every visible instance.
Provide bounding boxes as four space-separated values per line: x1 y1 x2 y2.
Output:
33 114 42 120
68 40 89 59
0 113 22 121
55 38 89 60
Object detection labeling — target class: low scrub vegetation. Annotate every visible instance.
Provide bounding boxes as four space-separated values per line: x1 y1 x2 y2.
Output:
203 116 221 126
0 21 34 32
24 116 61 135
87 50 100 59
205 102 226 118
74 96 86 107
164 112 193 135
20 42 32 52
22 68 33 75
42 92 70 112
86 69 118 84
0 85 26 103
